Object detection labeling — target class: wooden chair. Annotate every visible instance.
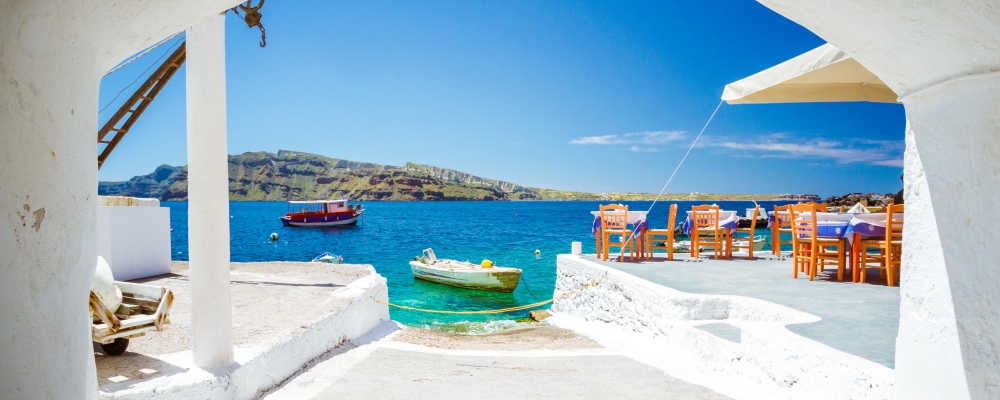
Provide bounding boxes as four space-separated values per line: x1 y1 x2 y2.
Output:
802 201 828 209
600 204 635 261
859 203 904 286
731 205 760 258
771 205 793 256
790 203 848 281
645 204 678 260
691 205 725 259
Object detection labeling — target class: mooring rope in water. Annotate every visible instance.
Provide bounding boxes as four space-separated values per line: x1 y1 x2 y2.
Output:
612 100 726 261
376 275 606 314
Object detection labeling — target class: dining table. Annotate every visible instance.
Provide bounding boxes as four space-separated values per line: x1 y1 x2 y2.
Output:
680 210 739 258
591 210 649 260
788 211 903 282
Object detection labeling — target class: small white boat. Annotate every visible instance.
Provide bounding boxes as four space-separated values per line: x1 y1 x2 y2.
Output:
409 248 521 293
312 252 343 264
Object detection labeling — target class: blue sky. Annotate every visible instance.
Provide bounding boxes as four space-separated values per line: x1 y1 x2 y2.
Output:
98 0 906 197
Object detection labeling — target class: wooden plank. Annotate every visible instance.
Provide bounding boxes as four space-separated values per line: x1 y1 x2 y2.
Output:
97 42 186 169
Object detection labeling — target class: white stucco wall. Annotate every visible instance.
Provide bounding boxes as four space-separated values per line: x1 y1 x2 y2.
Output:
96 206 172 281
894 121 969 399
756 1 1000 398
900 74 1000 399
0 1 242 398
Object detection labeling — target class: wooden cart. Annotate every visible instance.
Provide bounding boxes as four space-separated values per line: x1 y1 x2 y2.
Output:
89 281 174 356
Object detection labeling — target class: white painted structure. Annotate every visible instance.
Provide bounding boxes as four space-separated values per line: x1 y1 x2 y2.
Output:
551 255 893 399
96 203 172 281
186 13 235 372
0 1 243 398
2 0 999 398
105 269 390 399
754 1 1000 399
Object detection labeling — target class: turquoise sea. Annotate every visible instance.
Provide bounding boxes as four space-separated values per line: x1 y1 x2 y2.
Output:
164 200 796 333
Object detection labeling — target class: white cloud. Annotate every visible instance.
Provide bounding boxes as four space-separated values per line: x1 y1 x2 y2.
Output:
569 130 686 151
569 135 626 145
704 135 903 167
624 130 686 144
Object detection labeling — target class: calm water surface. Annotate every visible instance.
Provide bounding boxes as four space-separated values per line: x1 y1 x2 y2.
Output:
164 200 795 332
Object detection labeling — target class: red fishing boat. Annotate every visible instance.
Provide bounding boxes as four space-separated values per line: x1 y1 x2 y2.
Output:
279 197 363 227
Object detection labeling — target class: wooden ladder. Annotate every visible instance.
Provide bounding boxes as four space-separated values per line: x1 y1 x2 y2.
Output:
97 42 187 169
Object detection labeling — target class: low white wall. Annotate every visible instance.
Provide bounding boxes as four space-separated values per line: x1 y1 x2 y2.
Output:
101 270 391 399
96 206 172 281
550 255 894 400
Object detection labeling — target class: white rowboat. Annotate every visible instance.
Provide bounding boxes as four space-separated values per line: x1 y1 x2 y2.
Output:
409 248 521 293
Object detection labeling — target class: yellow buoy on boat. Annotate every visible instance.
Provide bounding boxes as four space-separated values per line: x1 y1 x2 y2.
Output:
481 259 493 268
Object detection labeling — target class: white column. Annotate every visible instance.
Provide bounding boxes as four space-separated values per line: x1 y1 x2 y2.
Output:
898 73 1000 399
186 13 234 370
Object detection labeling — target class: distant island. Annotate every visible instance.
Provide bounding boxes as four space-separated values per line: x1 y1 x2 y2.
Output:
98 150 822 202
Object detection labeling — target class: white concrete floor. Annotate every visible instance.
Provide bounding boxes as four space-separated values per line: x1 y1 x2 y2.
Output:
583 251 900 368
264 322 731 400
95 261 382 397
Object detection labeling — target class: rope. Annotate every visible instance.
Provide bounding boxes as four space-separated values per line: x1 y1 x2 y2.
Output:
98 38 184 114
104 32 183 77
377 275 606 314
612 100 725 261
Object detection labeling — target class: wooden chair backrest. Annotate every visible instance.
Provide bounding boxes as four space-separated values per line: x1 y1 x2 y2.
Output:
747 205 760 230
790 203 818 243
886 203 904 242
667 203 678 233
692 205 720 233
599 204 628 231
774 204 793 229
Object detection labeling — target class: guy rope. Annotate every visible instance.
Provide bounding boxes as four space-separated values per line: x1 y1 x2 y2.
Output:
611 100 726 260
377 275 607 315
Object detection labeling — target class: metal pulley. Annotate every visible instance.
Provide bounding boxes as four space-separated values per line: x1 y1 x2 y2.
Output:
231 0 267 47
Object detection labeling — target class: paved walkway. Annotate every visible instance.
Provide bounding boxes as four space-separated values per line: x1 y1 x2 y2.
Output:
583 252 900 368
264 323 731 400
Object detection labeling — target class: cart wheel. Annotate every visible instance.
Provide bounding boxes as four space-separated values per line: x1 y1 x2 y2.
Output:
100 338 129 356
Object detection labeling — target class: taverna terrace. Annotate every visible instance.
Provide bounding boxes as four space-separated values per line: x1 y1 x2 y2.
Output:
3 1 1000 399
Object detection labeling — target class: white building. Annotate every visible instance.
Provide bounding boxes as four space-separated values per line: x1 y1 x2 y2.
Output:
1 0 999 398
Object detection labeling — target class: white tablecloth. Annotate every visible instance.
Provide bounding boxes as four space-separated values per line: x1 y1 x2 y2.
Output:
591 210 648 224
795 212 854 223
685 210 738 226
850 212 902 227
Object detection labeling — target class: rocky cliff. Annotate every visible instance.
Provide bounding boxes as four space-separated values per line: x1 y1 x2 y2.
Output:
403 162 537 196
824 192 898 207
100 150 543 201
98 164 182 198
98 150 818 202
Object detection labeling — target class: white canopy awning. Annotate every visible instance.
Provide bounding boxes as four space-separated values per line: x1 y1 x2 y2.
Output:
722 44 899 104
